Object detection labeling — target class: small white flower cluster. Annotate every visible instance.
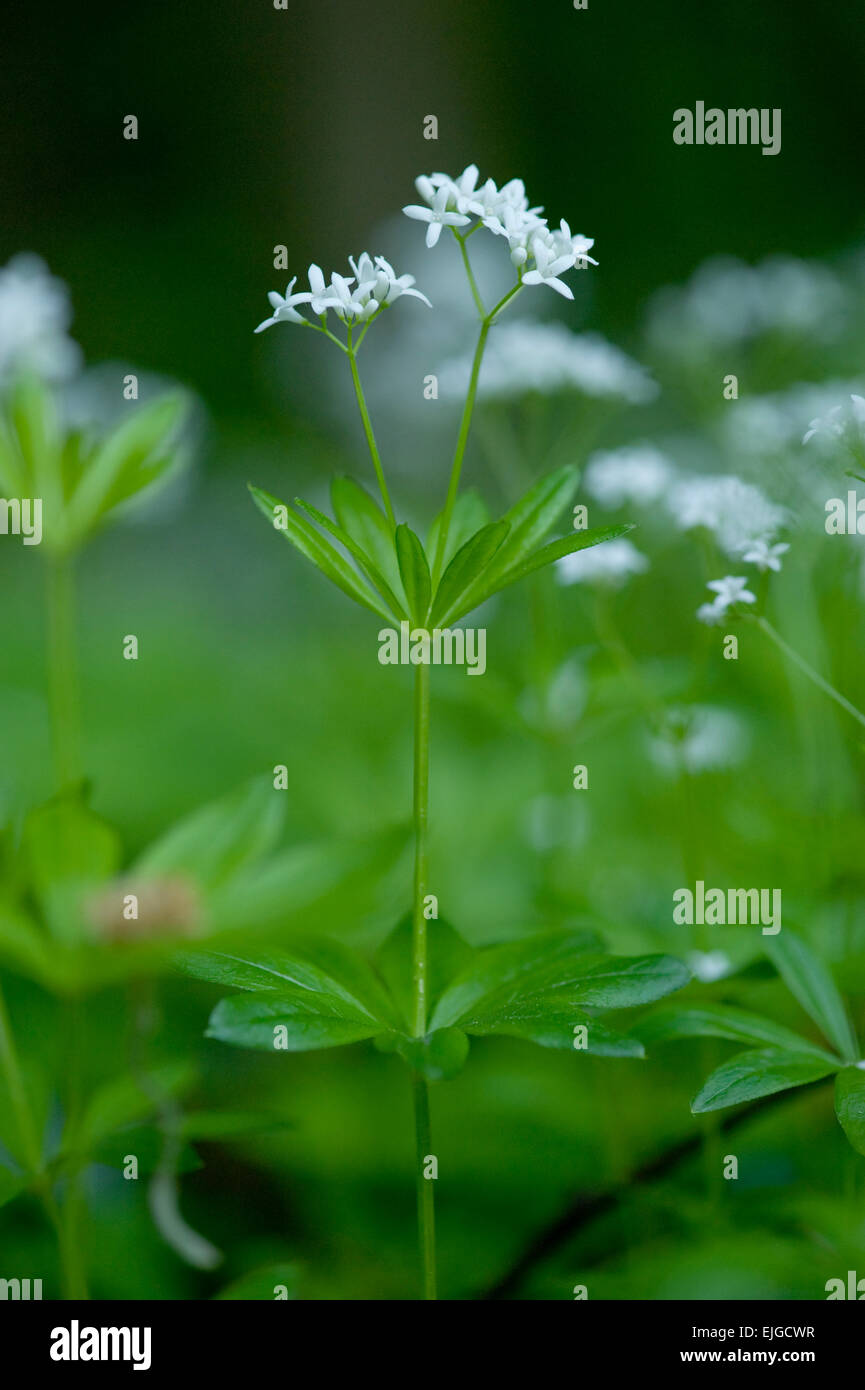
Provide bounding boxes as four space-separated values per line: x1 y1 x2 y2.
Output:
403 165 596 299
667 474 787 561
555 537 649 588
437 321 656 404
696 575 756 625
255 255 430 333
584 445 674 508
0 253 81 389
803 393 865 454
721 379 865 460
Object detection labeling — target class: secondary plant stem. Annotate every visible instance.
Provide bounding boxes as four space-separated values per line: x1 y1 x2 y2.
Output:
46 554 81 788
412 1071 437 1300
410 658 436 1298
347 346 396 529
755 616 865 730
432 319 490 584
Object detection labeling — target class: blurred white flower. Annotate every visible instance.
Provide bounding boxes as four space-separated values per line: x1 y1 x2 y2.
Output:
687 950 734 982
0 253 81 388
696 575 756 625
647 704 750 775
740 537 789 571
803 393 865 451
646 254 847 353
584 444 674 508
438 321 656 404
556 537 649 588
723 380 865 459
667 475 786 557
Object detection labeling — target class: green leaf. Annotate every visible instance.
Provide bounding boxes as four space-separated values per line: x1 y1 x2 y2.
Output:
633 1004 841 1063
469 1002 645 1056
134 777 283 889
390 1026 470 1080
206 992 384 1052
250 485 392 620
331 476 401 595
488 464 581 579
0 414 27 496
375 916 476 1030
179 1111 291 1142
430 929 603 1030
835 1066 865 1156
395 524 431 623
294 496 407 620
765 931 859 1062
427 490 491 572
8 374 62 501
22 790 121 942
178 938 398 1027
430 521 510 626
0 1169 25 1209
552 954 692 1010
65 393 186 543
214 1263 299 1300
691 1048 839 1114
448 525 634 624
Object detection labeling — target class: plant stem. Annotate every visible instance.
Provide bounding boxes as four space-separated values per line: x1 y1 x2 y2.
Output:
411 661 431 1036
432 319 490 584
412 1071 437 1300
454 231 486 319
46 554 81 788
347 346 396 529
410 658 436 1298
755 616 865 731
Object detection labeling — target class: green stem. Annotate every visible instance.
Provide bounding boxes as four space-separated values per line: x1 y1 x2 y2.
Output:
412 1072 437 1301
411 661 431 1036
755 616 865 730
410 659 436 1298
46 554 81 788
454 231 486 319
347 346 395 529
432 319 490 584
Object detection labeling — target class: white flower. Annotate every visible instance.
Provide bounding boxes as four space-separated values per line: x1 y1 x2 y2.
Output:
667 475 786 557
647 704 750 775
438 322 656 404
555 537 649 588
403 184 471 248
522 230 577 299
255 257 430 332
696 575 756 624
740 537 789 572
254 276 314 333
584 445 674 508
404 166 596 300
803 393 865 452
0 253 81 387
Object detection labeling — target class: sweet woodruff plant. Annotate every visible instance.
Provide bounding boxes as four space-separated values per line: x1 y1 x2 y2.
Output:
179 166 693 1299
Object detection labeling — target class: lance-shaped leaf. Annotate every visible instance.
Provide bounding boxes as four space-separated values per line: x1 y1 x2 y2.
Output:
376 916 477 1030
765 931 859 1063
430 520 510 627
331 475 401 596
446 524 634 625
294 495 407 620
206 992 385 1052
395 524 431 623
177 937 399 1029
634 1003 841 1064
430 932 688 1040
427 490 490 572
65 393 187 544
466 1001 645 1057
134 776 283 889
487 464 581 581
249 485 392 621
835 1066 865 1156
691 1047 839 1114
